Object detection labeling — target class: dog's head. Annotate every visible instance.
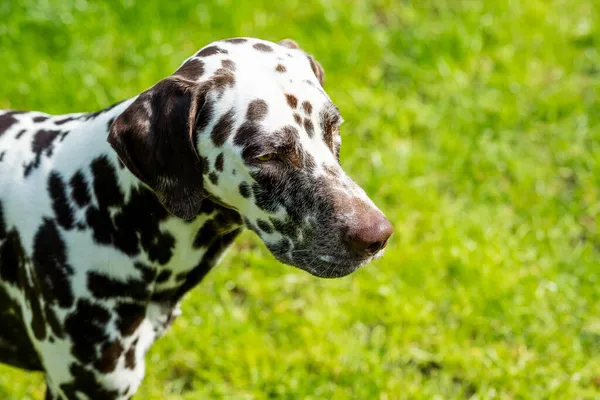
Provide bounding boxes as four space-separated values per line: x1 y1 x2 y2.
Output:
109 38 392 278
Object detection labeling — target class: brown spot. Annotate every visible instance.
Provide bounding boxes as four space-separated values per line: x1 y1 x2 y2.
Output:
320 104 342 151
279 125 303 168
246 99 268 122
95 340 124 373
302 101 312 115
285 94 298 109
307 55 325 86
253 43 273 52
278 39 300 49
275 64 286 73
211 108 235 146
303 118 314 138
196 46 228 57
174 59 204 81
224 38 247 44
293 113 302 125
221 59 236 71
211 71 235 95
124 341 137 370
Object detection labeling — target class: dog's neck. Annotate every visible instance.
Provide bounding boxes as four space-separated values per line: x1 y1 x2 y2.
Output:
56 99 245 306
109 161 244 305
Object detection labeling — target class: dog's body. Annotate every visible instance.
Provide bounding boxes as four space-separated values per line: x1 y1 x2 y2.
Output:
0 38 392 399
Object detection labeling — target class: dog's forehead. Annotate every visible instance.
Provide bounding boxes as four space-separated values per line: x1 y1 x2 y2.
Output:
185 38 338 157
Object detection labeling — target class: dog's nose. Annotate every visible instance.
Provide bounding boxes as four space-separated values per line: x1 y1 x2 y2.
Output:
346 212 393 256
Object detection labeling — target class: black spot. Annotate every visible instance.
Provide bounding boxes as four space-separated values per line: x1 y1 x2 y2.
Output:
0 285 42 371
60 362 120 399
215 153 224 172
24 129 62 177
211 108 235 146
0 229 25 286
208 172 219 185
243 217 258 233
54 117 75 125
91 156 125 209
167 229 241 301
193 220 218 248
156 270 172 283
271 238 292 254
69 171 91 208
0 201 6 239
149 233 175 265
257 219 273 234
270 217 300 239
174 59 205 81
246 99 268 122
224 38 247 44
200 156 210 174
33 218 74 308
238 182 251 198
87 271 150 301
44 303 65 339
115 302 146 336
33 115 48 123
86 207 113 245
15 129 26 139
0 112 23 136
253 43 273 52
196 46 228 57
48 172 75 230
198 199 217 215
64 299 111 364
134 261 157 282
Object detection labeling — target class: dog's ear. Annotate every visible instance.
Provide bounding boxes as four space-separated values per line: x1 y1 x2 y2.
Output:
108 77 209 220
278 38 325 87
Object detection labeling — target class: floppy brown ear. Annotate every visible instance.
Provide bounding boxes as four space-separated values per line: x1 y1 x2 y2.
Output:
108 77 208 220
278 38 325 87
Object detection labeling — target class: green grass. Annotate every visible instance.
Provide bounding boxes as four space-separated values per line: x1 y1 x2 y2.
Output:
1 0 599 398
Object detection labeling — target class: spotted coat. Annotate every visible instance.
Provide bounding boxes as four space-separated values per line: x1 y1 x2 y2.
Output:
0 38 392 399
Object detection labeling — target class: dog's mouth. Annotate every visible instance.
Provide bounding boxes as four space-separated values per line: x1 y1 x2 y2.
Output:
271 247 386 279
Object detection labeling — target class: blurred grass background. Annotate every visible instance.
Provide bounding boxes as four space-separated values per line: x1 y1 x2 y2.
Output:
1 0 599 398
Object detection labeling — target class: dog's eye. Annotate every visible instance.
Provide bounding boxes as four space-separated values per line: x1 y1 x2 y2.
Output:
256 153 276 162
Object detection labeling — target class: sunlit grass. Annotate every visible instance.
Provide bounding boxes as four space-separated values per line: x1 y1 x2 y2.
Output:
1 0 599 398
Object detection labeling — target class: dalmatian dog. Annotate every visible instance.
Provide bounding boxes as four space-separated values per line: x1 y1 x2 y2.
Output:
0 38 392 399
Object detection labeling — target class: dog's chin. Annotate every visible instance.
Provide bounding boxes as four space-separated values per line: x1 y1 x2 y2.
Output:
269 252 371 279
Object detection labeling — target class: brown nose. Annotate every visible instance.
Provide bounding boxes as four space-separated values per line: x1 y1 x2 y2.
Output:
345 212 393 256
